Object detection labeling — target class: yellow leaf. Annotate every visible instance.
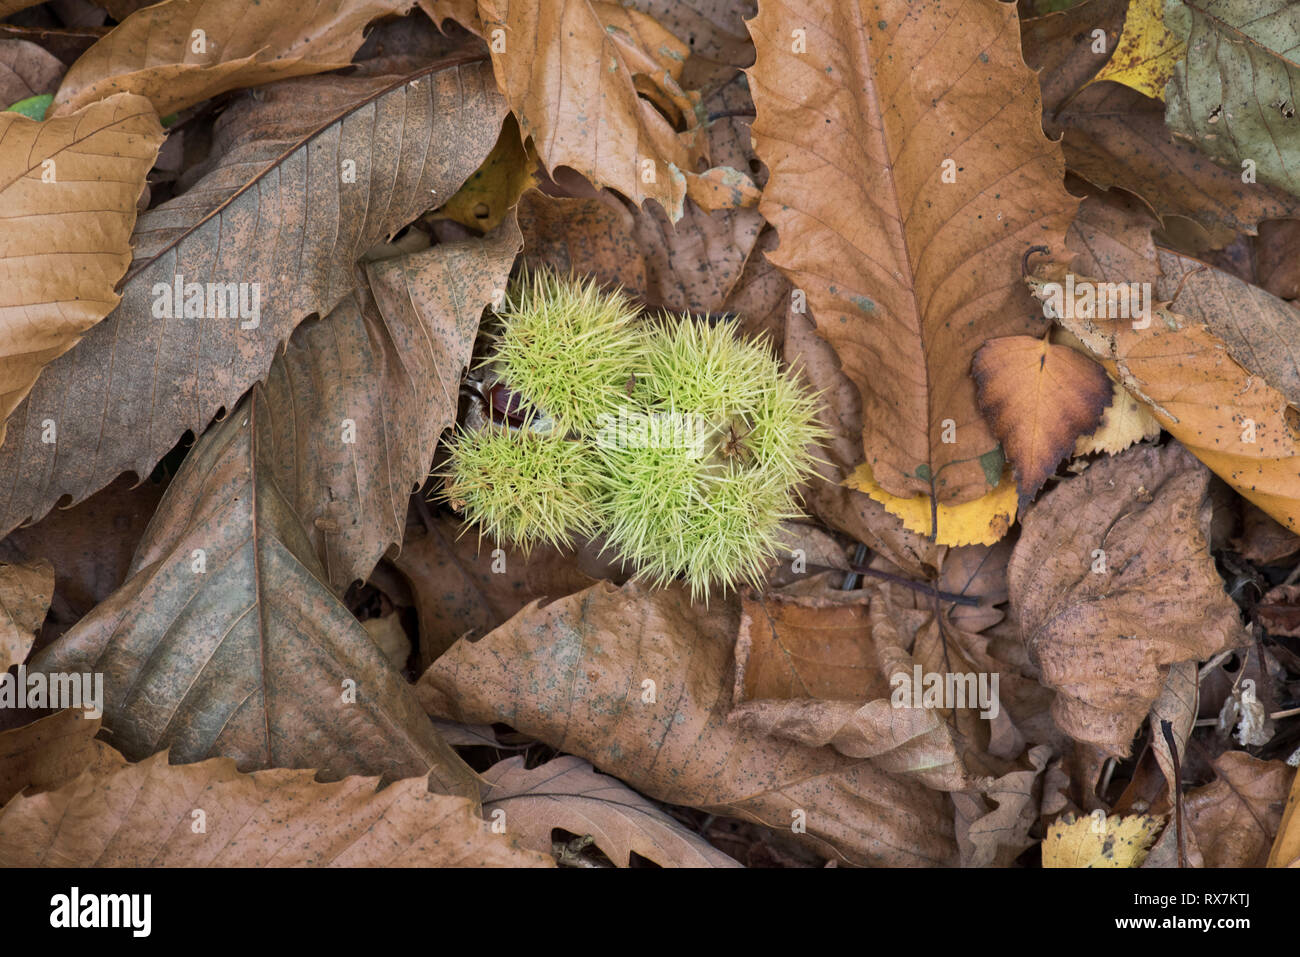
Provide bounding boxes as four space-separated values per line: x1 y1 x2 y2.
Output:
843 463 1017 546
435 116 538 232
1088 0 1186 101
1042 812 1164 868
1076 380 1163 455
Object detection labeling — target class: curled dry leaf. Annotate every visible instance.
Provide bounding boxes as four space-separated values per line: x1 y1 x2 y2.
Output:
1007 443 1246 755
0 750 551 867
417 580 957 866
52 0 416 117
30 389 478 798
0 710 124 807
730 586 970 791
1182 751 1295 868
971 334 1113 507
0 39 64 105
1030 262 1300 532
0 62 506 540
482 755 742 868
749 0 1077 505
478 0 705 222
0 557 52 672
0 94 162 444
954 744 1053 868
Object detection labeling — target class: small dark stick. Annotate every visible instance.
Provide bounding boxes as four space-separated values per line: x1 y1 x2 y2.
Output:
1160 719 1187 868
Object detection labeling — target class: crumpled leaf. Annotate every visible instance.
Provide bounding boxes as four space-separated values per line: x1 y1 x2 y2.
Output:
1042 811 1163 867
1007 442 1246 755
28 382 479 798
0 62 506 540
417 580 958 866
0 750 550 867
954 744 1053 867
52 0 415 117
478 0 704 222
1184 751 1294 868
1165 0 1300 201
0 39 63 106
842 463 1018 547
1087 0 1184 100
749 0 1077 505
1271 758 1300 867
1030 262 1300 532
0 558 52 672
972 334 1113 506
0 710 124 808
728 586 971 790
0 93 162 444
435 116 537 231
482 755 741 868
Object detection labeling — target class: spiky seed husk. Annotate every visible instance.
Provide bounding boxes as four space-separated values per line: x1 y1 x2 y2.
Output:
442 424 604 553
488 269 650 433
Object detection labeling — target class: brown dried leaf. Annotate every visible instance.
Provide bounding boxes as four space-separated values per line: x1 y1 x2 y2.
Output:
0 62 506 540
972 334 1113 506
1186 752 1294 868
0 558 52 672
29 381 478 797
479 0 704 221
0 710 124 807
417 580 957 866
482 755 741 867
749 0 1077 504
0 750 550 866
1008 443 1245 755
0 38 63 104
0 94 162 444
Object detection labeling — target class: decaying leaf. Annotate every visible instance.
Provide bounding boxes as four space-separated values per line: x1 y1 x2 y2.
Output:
0 94 162 444
0 750 550 867
482 755 741 867
0 62 506 540
842 463 1018 547
1042 811 1163 867
52 0 415 117
1087 0 1184 100
972 334 1113 506
1184 751 1294 868
0 710 124 808
417 580 958 866
29 390 478 798
749 0 1077 505
1008 443 1246 754
0 557 52 672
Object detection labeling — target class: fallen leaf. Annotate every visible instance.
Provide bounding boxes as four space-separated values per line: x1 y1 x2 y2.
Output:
954 744 1053 867
435 116 538 231
0 558 52 672
1185 751 1294 867
0 93 162 444
1042 811 1163 867
1087 0 1184 100
749 0 1077 504
0 62 506 540
52 0 415 117
0 710 124 807
1008 442 1246 755
1165 0 1300 200
478 0 704 222
972 334 1113 506
28 389 479 797
482 755 742 867
417 580 958 866
842 463 1018 547
0 38 63 105
0 750 550 866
